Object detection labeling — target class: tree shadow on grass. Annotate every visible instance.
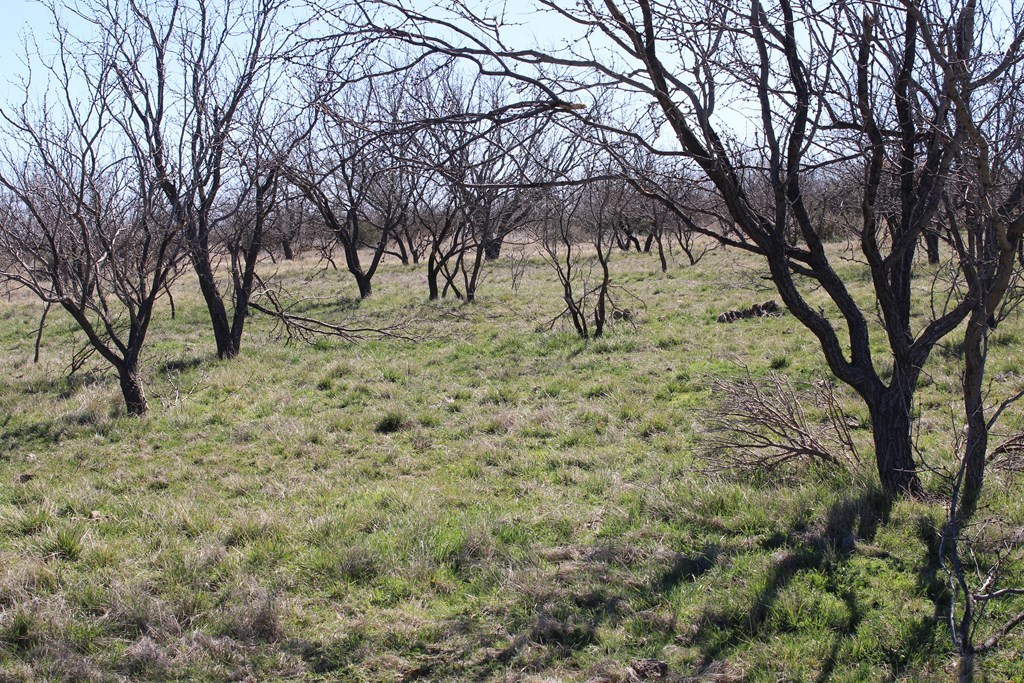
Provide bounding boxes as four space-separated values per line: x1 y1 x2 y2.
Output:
156 356 203 376
682 486 947 682
281 487 947 682
0 412 65 449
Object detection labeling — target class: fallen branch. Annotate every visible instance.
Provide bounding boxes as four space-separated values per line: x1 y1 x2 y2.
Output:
249 288 420 344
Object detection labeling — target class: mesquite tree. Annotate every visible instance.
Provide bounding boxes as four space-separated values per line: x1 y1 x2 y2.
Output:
924 0 1024 515
537 180 620 338
402 68 546 302
0 28 183 415
284 76 414 299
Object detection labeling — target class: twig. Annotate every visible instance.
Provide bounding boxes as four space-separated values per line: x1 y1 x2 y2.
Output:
34 302 50 364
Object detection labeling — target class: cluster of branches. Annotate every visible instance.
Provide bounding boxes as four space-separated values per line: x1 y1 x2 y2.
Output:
699 371 861 476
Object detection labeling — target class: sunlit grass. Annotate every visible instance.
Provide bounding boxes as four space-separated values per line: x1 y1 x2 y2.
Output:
0 244 1021 680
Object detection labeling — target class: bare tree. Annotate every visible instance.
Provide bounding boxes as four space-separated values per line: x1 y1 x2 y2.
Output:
933 15 1024 513
73 0 293 359
403 68 546 302
284 75 408 300
536 171 640 338
0 19 183 415
268 191 317 261
213 130 283 356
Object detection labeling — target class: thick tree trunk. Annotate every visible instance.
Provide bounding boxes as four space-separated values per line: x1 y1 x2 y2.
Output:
281 238 294 260
956 651 975 683
341 240 373 300
191 246 237 359
119 366 148 416
427 263 440 300
354 272 373 299
868 389 924 497
483 236 503 260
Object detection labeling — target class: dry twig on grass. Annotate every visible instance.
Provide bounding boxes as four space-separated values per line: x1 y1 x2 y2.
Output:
248 287 421 344
988 433 1024 472
698 370 861 475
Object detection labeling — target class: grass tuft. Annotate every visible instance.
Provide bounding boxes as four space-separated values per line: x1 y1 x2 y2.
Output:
39 525 85 561
375 409 411 434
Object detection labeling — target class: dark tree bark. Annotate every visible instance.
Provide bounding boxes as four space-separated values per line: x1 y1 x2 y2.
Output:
87 0 290 361
118 365 149 417
924 230 941 264
483 236 503 260
0 7 183 417
867 386 923 497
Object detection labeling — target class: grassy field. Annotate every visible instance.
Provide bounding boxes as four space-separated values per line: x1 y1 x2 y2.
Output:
1 244 1023 681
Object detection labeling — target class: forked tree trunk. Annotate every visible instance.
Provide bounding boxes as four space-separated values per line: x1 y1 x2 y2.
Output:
354 272 373 299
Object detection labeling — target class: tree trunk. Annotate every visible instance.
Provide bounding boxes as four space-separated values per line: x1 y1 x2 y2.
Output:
355 273 373 299
957 650 975 683
393 237 410 265
868 389 924 498
427 260 440 300
228 291 250 359
341 239 373 300
593 243 611 338
484 235 503 260
925 230 940 265
960 314 988 517
191 246 237 359
404 233 421 264
119 366 148 416
655 234 668 272
281 238 294 260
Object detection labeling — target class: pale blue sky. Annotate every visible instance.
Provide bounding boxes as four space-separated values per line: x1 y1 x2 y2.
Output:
0 0 57 100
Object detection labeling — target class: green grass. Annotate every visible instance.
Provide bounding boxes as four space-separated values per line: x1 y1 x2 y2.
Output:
0 245 1022 681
